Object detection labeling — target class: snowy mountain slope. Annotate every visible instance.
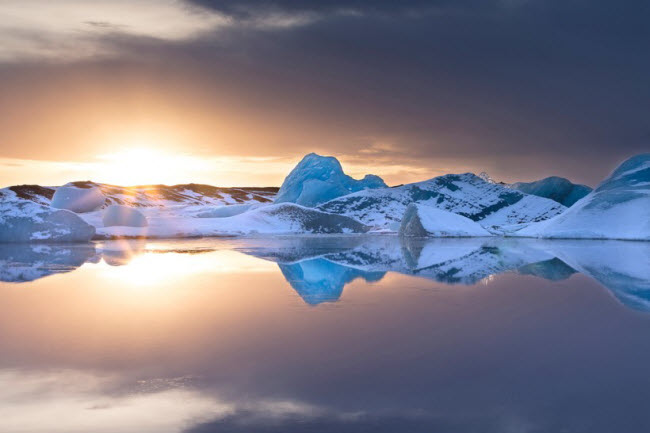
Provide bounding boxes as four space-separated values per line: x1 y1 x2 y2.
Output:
510 176 592 207
318 173 566 231
4 181 277 209
515 153 650 240
274 153 386 207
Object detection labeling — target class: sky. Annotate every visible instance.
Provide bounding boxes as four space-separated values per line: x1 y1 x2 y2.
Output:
0 0 648 187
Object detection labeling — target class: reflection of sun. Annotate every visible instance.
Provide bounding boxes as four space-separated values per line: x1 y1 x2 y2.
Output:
99 249 277 289
95 147 210 186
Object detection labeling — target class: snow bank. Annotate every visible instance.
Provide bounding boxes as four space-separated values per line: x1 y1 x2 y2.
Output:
51 186 105 213
515 153 650 240
102 205 148 227
275 153 386 207
195 203 256 218
399 204 493 237
95 203 369 239
0 193 95 242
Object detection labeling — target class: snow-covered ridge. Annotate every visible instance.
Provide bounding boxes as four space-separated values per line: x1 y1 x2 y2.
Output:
3 181 277 208
318 172 566 231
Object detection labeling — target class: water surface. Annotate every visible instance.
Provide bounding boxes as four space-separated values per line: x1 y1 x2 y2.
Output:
1 236 649 433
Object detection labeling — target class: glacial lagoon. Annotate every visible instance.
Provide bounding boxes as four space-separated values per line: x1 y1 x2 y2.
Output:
1 236 649 432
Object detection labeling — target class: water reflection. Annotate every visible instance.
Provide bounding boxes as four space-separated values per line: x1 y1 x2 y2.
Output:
1 237 650 432
1 236 649 313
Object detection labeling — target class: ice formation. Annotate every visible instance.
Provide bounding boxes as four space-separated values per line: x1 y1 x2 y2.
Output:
102 205 148 227
515 153 650 240
51 186 105 213
399 204 493 237
0 192 96 242
510 176 592 207
275 153 386 207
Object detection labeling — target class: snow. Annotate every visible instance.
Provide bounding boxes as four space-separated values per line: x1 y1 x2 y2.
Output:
510 176 592 207
399 204 493 237
91 203 369 239
50 186 105 213
102 205 148 227
195 203 256 218
318 172 566 231
0 190 95 243
274 153 387 207
515 153 650 240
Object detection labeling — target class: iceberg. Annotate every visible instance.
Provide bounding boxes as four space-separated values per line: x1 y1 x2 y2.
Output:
195 203 256 218
0 191 95 242
102 205 148 227
399 204 493 237
515 153 650 240
51 186 105 213
319 172 565 231
510 176 592 207
274 153 386 207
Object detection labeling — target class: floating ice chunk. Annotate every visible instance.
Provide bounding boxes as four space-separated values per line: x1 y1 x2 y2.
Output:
275 153 386 207
51 186 105 213
102 205 148 227
399 204 493 237
0 195 95 243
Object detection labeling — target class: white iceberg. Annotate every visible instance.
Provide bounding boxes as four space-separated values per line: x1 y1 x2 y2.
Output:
0 191 95 243
102 205 148 227
399 204 493 237
51 186 105 213
274 153 386 207
515 153 650 240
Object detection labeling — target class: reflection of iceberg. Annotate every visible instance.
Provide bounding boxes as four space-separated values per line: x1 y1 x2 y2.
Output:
0 244 96 282
540 240 650 311
279 259 385 305
239 236 649 312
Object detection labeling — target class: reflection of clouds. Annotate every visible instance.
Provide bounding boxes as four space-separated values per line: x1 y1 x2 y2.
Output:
0 370 229 433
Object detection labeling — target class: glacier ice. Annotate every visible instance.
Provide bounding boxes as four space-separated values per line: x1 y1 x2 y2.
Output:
510 176 592 207
51 186 105 213
0 193 96 242
319 172 566 231
515 153 650 240
102 205 148 227
274 153 386 207
399 204 493 237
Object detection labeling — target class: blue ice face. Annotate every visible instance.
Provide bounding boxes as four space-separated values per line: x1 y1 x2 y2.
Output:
274 153 387 207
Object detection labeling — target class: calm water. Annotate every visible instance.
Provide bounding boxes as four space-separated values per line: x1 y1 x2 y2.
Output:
1 236 649 433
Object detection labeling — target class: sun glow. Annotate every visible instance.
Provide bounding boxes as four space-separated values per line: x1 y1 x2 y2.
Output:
94 147 212 186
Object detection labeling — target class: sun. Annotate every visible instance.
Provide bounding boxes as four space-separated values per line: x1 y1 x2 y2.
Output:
94 147 210 186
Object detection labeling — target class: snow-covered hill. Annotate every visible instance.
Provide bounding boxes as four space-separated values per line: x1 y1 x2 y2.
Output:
4 181 277 208
318 173 566 231
510 176 592 207
515 154 650 240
